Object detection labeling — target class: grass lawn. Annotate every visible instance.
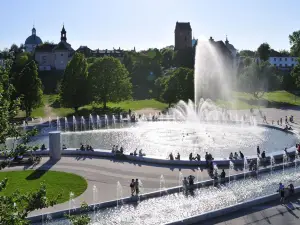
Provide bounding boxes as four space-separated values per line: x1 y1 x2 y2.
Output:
15 91 300 118
217 91 300 110
0 170 87 204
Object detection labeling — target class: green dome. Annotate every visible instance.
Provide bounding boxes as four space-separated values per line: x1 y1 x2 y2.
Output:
25 35 43 45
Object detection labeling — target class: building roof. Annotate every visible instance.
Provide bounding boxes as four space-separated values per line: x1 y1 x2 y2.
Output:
175 22 192 31
25 34 43 45
53 41 70 51
35 43 57 52
76 46 92 52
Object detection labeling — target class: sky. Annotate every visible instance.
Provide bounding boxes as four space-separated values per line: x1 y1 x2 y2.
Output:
0 0 299 52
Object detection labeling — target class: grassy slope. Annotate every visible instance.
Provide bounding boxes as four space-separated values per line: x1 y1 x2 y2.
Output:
17 91 300 118
0 170 87 204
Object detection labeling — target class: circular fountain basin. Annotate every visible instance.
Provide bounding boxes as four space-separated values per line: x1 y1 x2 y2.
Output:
59 121 297 158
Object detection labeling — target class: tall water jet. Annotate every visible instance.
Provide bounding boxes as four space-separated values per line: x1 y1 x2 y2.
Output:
56 117 61 131
159 175 166 196
194 38 234 107
256 157 260 177
196 167 200 188
96 115 101 129
89 114 94 130
295 149 299 172
93 185 98 222
283 154 288 175
116 181 123 207
243 158 248 180
72 116 77 131
68 192 74 224
64 117 69 131
270 155 275 174
228 161 234 183
104 115 108 127
178 172 184 193
81 116 85 131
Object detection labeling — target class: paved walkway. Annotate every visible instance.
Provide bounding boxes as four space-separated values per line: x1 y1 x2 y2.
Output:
5 156 222 216
201 194 300 225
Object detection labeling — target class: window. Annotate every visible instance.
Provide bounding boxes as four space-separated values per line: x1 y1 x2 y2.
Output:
274 64 276 66
285 58 287 61
61 53 63 56
285 64 288 67
279 58 282 61
279 64 282 67
291 64 294 67
292 58 294 61
274 58 276 61
41 56 47 64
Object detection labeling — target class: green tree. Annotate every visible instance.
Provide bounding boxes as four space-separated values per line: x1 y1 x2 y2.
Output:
88 56 132 108
15 61 43 117
291 58 300 88
0 179 60 225
160 48 174 69
158 67 194 106
65 202 91 225
60 52 90 113
239 50 256 57
257 43 271 61
289 30 300 56
243 57 252 67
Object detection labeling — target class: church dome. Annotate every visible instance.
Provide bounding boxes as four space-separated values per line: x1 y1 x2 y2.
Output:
25 27 43 45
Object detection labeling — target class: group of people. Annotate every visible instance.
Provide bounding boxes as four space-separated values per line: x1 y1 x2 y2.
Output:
228 151 244 160
182 175 195 188
278 182 294 203
131 148 146 157
79 144 94 151
111 145 124 155
256 146 266 159
169 152 181 160
129 178 140 196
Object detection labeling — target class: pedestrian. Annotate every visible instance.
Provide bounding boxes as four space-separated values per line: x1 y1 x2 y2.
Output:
130 179 135 196
257 146 260 157
280 187 285 204
135 178 139 195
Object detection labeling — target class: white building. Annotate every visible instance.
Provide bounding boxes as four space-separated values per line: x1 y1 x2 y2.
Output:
24 27 43 53
255 56 298 70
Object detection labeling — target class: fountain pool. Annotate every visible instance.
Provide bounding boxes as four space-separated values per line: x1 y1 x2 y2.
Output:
60 121 296 158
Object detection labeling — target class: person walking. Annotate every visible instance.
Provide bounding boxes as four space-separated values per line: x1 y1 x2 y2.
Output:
130 179 135 196
257 146 260 157
135 178 139 195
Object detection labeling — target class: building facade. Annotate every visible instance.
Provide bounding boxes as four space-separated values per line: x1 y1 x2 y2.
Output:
25 27 43 53
34 26 74 71
174 22 192 50
255 56 298 71
76 46 125 61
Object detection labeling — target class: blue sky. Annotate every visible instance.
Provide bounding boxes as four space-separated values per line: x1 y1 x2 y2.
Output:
0 0 299 52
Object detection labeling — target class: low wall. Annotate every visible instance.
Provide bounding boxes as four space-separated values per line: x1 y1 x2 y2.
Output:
165 187 300 225
32 144 298 168
27 161 298 223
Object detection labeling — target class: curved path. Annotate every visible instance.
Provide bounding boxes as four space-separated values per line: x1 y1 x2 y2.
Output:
5 156 223 217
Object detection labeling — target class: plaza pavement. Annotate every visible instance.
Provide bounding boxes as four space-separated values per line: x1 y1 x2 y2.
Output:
4 108 300 221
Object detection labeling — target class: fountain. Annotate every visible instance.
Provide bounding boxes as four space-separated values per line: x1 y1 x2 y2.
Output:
243 158 248 180
256 157 260 177
56 117 61 131
89 114 94 130
72 116 77 132
116 181 123 207
228 161 234 183
68 192 74 223
64 117 69 131
81 116 86 131
93 185 98 222
283 154 288 174
196 167 200 188
178 172 184 193
96 115 101 129
159 175 166 196
270 155 275 174
104 115 108 127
